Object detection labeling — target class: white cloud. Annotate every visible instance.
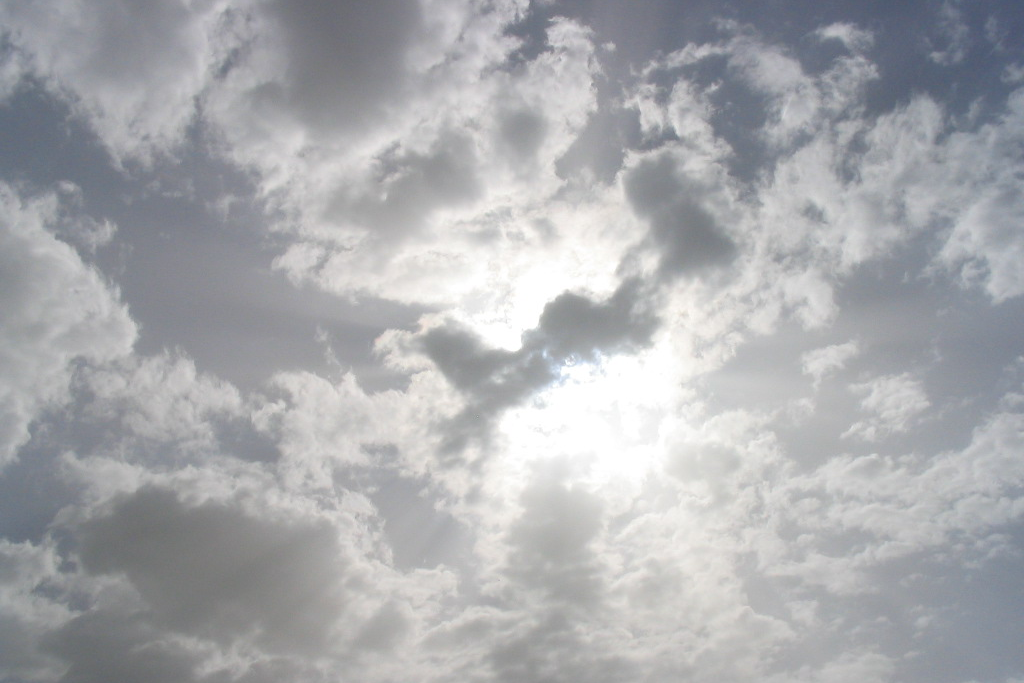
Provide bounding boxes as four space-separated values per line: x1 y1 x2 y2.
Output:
770 388 1024 593
1002 63 1024 85
0 183 135 469
726 29 878 149
812 23 874 53
258 15 603 316
928 1 971 66
936 89 1024 302
754 76 1024 311
78 352 243 457
843 373 930 441
0 0 224 162
3 4 1024 683
802 341 860 387
252 370 412 490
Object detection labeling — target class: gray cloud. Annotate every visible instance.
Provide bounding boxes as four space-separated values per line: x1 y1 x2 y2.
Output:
487 611 639 683
78 487 348 656
43 611 201 683
420 278 658 452
345 131 482 239
264 0 422 134
496 108 549 167
555 104 639 183
527 278 659 361
419 323 555 454
4 2 1024 682
624 153 736 279
506 479 605 605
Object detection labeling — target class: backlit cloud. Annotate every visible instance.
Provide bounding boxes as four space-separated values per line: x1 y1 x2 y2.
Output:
2 2 1024 682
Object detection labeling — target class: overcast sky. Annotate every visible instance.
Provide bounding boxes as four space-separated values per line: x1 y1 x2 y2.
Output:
2 1 1024 681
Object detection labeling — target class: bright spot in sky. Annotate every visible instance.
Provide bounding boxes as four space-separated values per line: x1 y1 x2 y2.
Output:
502 350 676 484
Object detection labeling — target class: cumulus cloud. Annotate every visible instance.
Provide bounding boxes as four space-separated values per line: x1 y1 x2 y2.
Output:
0 0 222 161
4 2 1024 683
43 611 205 683
0 183 135 468
0 539 67 681
77 486 349 655
25 460 457 682
76 352 244 457
843 373 930 441
765 385 1024 594
259 13 602 312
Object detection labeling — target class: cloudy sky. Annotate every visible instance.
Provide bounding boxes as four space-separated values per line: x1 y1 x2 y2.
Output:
2 1 1024 681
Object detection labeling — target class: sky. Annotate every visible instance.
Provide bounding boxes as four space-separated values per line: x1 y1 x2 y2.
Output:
2 0 1024 681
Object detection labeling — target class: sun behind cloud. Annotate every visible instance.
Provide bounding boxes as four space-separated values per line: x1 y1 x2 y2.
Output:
1 1 1024 682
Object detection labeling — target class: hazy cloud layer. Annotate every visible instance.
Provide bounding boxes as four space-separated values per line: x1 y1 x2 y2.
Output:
2 2 1024 682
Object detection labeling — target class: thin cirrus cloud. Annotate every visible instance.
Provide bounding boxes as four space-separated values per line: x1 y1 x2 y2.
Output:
1 1 1024 682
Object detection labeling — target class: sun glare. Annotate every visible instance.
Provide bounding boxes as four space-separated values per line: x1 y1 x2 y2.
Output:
500 349 677 484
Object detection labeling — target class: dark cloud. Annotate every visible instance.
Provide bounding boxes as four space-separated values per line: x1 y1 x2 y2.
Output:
352 602 410 651
420 327 534 401
420 278 658 452
420 324 552 453
78 487 347 656
0 611 53 681
624 154 736 280
266 0 422 133
528 278 658 361
44 611 199 683
369 473 468 570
